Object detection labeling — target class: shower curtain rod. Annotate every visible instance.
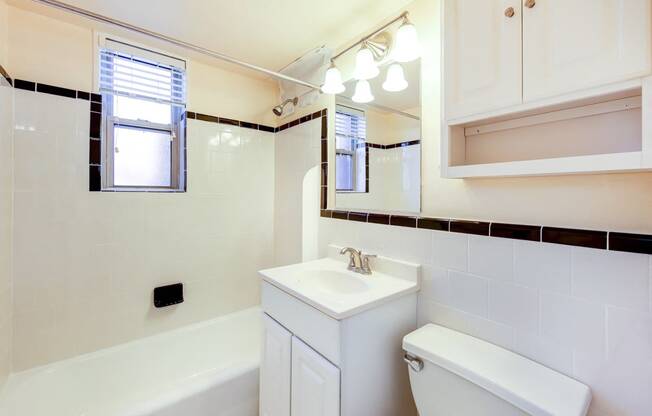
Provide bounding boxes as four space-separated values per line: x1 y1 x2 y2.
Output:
32 0 322 90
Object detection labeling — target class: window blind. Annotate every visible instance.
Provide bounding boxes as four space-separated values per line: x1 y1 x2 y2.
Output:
335 106 366 150
99 46 186 107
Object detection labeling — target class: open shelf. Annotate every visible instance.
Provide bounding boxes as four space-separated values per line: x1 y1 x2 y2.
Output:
442 79 652 178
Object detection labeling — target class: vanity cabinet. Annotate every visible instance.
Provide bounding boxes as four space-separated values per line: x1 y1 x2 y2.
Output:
259 281 418 416
260 314 340 416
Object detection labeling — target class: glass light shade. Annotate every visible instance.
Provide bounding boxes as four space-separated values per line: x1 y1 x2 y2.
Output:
321 65 345 94
393 21 420 62
352 80 374 103
354 46 380 80
382 63 408 92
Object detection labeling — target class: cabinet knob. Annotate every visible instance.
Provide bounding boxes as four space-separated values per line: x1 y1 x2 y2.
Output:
504 6 515 17
525 0 536 8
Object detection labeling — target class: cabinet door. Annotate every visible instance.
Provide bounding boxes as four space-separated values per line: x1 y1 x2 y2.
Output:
260 314 292 416
523 0 651 101
291 336 340 416
444 0 523 120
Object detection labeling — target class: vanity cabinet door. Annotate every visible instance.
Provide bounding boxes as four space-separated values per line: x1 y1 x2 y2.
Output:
444 0 523 120
291 336 340 416
260 314 292 416
523 0 651 101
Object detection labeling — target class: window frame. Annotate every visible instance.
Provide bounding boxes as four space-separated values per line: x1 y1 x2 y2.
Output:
335 105 367 193
96 34 187 192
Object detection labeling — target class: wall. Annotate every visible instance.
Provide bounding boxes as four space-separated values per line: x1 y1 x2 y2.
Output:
4 4 279 371
6 5 278 126
10 89 275 370
318 218 652 416
328 0 652 234
274 118 322 266
0 0 13 387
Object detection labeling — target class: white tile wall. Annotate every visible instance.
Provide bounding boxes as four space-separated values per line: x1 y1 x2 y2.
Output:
10 90 275 370
274 119 321 266
0 81 13 385
318 218 652 416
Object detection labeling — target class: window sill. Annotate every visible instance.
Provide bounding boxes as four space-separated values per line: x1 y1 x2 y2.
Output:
101 187 185 193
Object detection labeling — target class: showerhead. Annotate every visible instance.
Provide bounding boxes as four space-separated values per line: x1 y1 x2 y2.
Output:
273 97 299 116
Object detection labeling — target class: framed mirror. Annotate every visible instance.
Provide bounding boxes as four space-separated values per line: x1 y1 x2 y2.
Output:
333 59 421 214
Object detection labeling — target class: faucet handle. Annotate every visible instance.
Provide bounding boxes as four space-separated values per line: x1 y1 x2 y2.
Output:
360 253 377 275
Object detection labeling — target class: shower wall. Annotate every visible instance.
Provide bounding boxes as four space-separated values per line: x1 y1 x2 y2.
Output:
0 0 13 386
4 5 278 371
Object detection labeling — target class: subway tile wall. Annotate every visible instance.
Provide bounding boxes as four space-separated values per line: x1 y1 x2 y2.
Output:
318 218 652 416
0 77 13 385
11 90 275 370
274 118 322 266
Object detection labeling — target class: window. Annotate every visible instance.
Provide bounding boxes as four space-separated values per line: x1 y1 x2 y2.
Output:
99 38 187 190
335 105 367 192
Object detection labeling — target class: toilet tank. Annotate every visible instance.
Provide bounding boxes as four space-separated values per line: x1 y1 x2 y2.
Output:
403 325 591 416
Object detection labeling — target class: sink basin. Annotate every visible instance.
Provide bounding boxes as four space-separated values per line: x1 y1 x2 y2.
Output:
259 245 420 320
302 270 369 294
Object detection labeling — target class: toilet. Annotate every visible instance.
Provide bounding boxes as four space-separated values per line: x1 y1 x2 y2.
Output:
403 324 592 416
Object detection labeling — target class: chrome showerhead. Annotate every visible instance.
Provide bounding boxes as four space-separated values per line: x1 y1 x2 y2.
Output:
273 97 299 116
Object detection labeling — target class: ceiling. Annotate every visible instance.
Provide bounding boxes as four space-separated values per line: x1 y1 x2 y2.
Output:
11 0 415 73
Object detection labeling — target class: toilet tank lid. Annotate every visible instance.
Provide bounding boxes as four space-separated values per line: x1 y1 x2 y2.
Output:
403 324 591 416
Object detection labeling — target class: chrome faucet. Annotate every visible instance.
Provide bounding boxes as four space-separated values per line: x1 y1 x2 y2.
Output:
340 247 377 275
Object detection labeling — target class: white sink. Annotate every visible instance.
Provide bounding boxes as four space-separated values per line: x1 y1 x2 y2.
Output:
259 245 420 320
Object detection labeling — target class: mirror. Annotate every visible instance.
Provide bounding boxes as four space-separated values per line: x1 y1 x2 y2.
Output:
334 59 421 214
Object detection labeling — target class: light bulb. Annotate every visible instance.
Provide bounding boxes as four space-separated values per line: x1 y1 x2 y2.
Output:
382 63 408 92
321 63 345 94
393 19 420 62
352 80 374 103
354 45 380 80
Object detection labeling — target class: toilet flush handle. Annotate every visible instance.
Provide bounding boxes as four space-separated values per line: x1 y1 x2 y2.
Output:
403 353 424 372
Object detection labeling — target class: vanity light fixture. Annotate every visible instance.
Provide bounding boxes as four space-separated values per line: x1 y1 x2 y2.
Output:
354 43 380 80
320 11 419 95
392 15 420 62
382 63 408 92
321 61 346 94
352 79 374 103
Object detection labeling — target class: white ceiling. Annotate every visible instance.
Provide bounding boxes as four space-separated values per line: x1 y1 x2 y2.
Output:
11 0 416 73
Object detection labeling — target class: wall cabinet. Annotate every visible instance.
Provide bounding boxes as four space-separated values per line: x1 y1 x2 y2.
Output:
523 0 651 102
444 0 522 120
441 0 652 178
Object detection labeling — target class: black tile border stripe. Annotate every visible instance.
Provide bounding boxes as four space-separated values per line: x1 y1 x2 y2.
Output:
8 76 652 256
322 210 652 255
366 139 421 150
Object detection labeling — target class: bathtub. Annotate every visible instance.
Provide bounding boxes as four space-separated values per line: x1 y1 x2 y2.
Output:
0 307 262 416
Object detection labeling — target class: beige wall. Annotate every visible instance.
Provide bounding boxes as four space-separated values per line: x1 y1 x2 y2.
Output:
0 0 13 386
6 5 278 126
326 0 652 233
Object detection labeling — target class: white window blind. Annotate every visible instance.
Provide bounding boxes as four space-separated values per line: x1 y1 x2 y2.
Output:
99 39 186 107
335 106 367 149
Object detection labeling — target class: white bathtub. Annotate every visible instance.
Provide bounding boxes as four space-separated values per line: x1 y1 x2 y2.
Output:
0 307 262 416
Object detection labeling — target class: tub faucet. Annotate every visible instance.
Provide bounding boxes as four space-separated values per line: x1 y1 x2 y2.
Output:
340 247 377 275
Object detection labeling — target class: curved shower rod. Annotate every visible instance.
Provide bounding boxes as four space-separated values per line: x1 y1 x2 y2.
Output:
32 0 322 91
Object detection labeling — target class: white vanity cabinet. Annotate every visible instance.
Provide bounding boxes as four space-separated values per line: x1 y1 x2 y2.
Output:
258 252 420 416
